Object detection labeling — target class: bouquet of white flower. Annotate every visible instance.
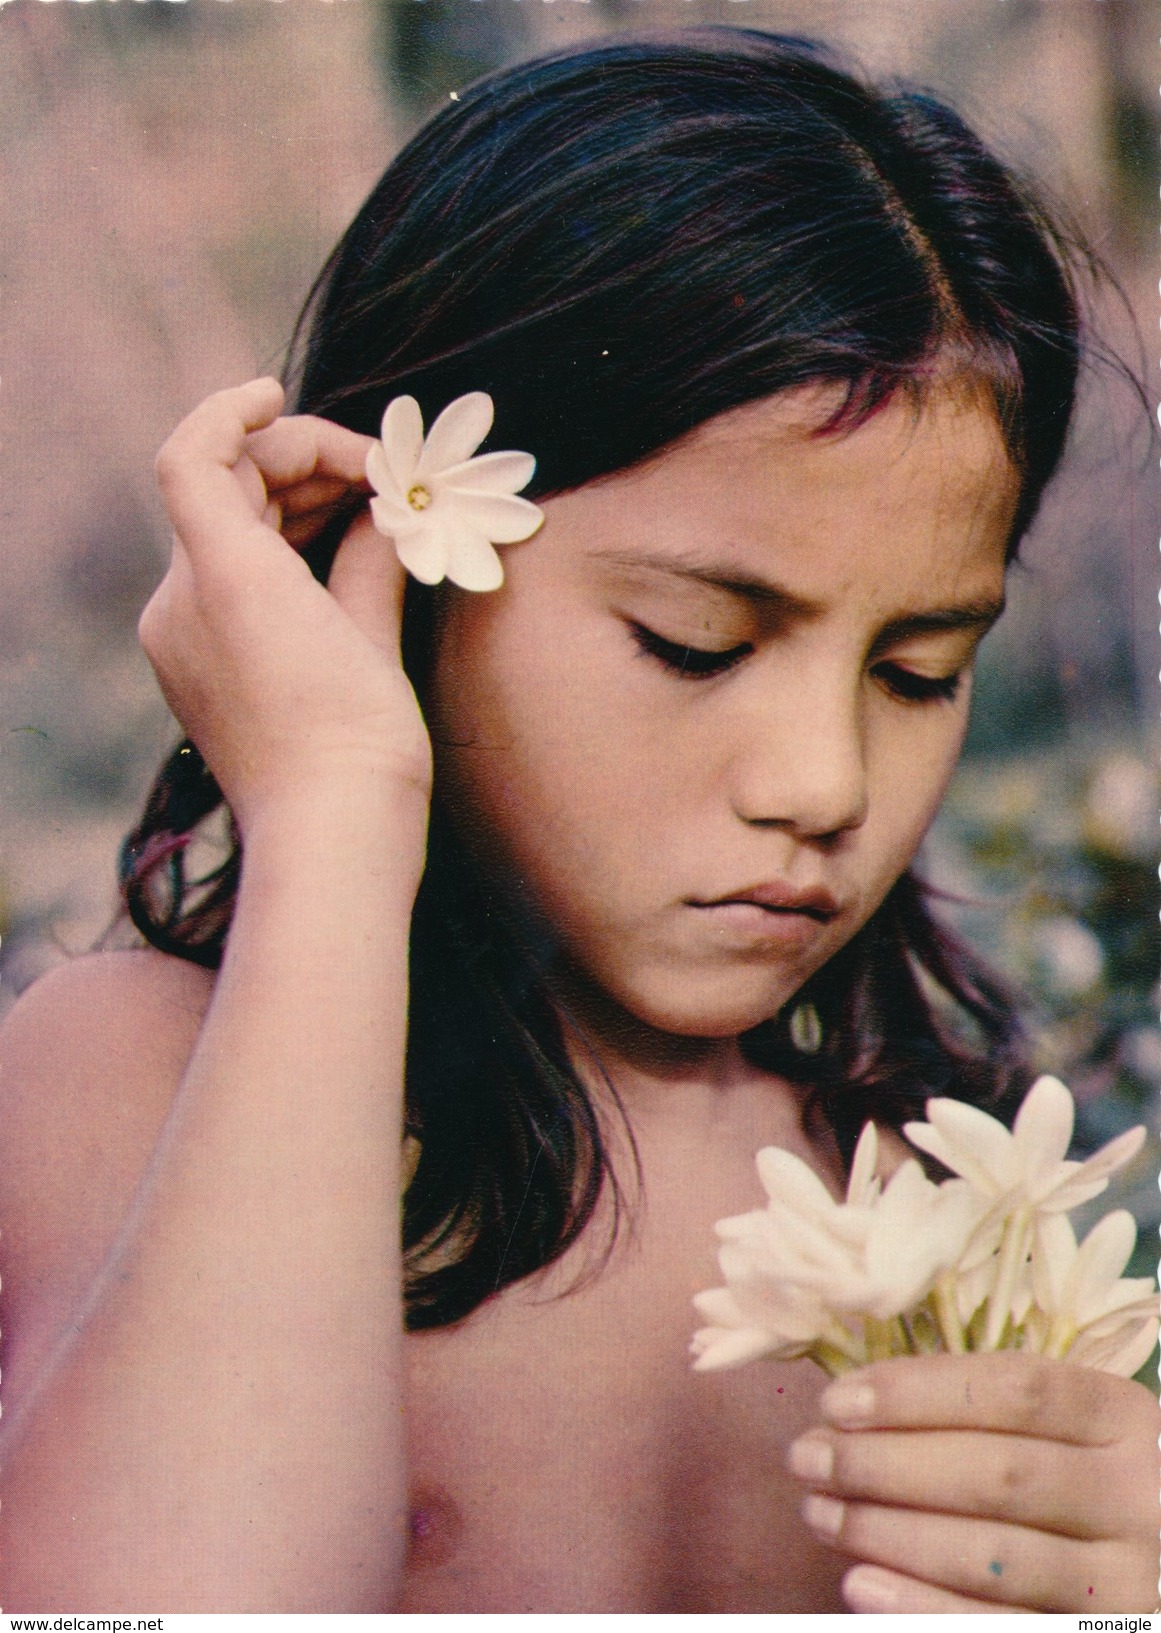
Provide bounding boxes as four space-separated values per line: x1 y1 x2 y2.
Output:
691 1076 1158 1380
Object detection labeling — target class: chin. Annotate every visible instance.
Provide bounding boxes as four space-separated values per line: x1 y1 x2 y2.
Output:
619 970 804 1040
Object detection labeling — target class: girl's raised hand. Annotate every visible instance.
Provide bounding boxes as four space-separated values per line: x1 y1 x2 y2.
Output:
787 1352 1159 1613
142 378 432 838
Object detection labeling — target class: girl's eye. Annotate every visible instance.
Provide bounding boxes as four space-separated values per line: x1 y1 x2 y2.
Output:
874 662 963 704
630 622 753 679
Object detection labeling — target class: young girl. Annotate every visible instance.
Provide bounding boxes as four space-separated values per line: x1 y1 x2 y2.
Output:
0 30 1155 1614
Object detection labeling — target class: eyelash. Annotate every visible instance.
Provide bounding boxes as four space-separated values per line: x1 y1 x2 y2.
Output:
872 663 963 704
631 624 964 703
630 623 752 678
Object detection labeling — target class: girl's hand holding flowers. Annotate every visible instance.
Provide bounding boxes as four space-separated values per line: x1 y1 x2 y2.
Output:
142 378 432 840
792 1350 1159 1612
692 1076 1160 1610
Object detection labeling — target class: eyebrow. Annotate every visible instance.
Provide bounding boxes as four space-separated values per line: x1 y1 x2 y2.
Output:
870 600 1007 652
594 548 1006 638
593 548 823 616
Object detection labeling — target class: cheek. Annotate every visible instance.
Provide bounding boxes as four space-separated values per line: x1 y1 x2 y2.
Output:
448 702 667 886
868 693 972 869
428 599 651 884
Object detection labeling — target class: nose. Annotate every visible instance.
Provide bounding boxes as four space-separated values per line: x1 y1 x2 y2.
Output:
727 671 869 840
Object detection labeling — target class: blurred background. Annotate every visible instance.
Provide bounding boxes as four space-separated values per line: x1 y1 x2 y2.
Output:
0 0 1156 1273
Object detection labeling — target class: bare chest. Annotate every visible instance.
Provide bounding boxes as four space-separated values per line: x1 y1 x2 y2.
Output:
397 1228 846 1611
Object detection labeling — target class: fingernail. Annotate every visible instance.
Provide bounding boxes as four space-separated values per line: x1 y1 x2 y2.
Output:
821 1379 875 1424
843 1566 900 1613
787 1433 834 1483
801 1493 844 1539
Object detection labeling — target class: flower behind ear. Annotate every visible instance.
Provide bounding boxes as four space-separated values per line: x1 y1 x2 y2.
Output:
366 392 543 591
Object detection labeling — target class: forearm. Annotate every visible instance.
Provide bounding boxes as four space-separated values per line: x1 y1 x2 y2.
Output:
0 782 424 1612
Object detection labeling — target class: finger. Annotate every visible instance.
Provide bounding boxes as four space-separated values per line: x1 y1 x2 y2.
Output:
270 474 359 517
819 1354 1140 1447
326 509 408 657
155 378 285 561
842 1564 1034 1614
137 538 196 684
277 486 366 551
233 449 271 518
800 1491 1127 1611
788 1426 1131 1539
244 414 373 493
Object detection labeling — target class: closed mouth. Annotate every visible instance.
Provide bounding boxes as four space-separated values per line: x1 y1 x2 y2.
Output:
690 886 840 922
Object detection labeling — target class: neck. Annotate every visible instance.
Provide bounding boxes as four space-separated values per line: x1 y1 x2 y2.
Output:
549 960 780 1108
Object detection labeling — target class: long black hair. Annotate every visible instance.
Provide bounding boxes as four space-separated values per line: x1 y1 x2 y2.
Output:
121 30 1082 1329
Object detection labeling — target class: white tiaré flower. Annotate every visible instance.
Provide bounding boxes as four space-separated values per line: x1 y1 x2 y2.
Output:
902 1075 1145 1221
904 1077 1146 1348
692 1078 1158 1381
365 392 543 591
1023 1210 1159 1378
691 1263 834 1372
746 1131 980 1318
691 1124 980 1374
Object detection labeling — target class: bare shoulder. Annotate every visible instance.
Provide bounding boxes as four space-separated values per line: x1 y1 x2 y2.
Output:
0 948 215 1395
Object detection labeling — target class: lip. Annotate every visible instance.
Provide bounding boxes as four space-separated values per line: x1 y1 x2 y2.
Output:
690 881 840 921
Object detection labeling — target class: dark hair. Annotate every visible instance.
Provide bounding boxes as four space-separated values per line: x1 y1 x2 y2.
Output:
121 29 1081 1328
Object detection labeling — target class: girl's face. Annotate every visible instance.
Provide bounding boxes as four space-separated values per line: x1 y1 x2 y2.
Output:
430 384 1019 1041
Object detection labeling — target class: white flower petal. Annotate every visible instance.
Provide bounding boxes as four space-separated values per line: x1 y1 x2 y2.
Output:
765 1204 861 1276
957 1211 1006 1273
936 1177 992 1246
692 1287 745 1327
1037 1129 1146 1214
905 1081 1135 1228
416 391 494 477
1070 1210 1137 1314
378 395 424 489
716 1241 767 1285
368 489 415 535
1070 1316 1159 1378
441 489 544 544
1011 1273 1035 1327
440 449 537 495
731 1284 832 1345
1031 1211 1075 1313
1020 1305 1051 1354
859 1166 973 1317
901 1097 1012 1201
730 1208 853 1284
755 1145 839 1218
365 439 400 500
846 1122 879 1208
1072 1287 1160 1340
691 1325 787 1371
1031 1161 1096 1213
955 1257 995 1325
714 1207 769 1243
1012 1076 1074 1169
444 531 505 593
867 1163 934 1255
1067 1125 1146 1193
393 524 449 586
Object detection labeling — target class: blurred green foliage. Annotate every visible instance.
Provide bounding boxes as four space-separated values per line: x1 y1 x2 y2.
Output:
933 744 1158 1254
